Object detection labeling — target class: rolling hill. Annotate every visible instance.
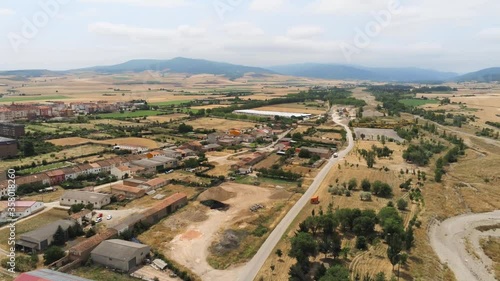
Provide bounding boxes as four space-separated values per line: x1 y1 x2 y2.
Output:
72 57 274 79
269 63 457 82
455 67 500 82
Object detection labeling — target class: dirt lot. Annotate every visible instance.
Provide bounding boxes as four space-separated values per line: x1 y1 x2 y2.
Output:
132 265 180 281
148 183 294 281
48 137 160 149
186 117 257 131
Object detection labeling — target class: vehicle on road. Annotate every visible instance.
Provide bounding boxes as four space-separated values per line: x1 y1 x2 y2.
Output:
106 215 112 220
95 217 102 223
333 152 339 158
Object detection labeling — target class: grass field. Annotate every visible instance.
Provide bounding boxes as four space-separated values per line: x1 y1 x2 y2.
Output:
150 100 190 106
0 209 68 250
0 95 68 103
399 99 439 106
96 110 165 118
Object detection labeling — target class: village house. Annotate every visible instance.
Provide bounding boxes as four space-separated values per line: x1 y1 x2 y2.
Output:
0 201 44 222
69 209 93 225
68 228 118 262
202 143 222 152
46 170 66 185
110 165 131 179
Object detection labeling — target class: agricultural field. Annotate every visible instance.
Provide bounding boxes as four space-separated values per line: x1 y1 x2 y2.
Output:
0 144 107 170
96 110 165 118
146 113 189 122
0 95 68 103
186 117 257 131
254 102 328 115
48 137 160 149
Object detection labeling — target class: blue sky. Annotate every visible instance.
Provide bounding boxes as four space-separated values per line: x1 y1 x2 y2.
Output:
0 0 499 72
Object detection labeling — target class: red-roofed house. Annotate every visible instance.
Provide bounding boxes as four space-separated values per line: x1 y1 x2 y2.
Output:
45 170 65 185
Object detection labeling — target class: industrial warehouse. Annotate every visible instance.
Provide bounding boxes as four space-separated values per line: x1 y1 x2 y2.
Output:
233 109 313 119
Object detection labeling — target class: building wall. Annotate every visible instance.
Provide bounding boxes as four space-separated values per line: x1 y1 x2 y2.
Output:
91 246 149 272
0 142 18 158
60 196 111 209
0 123 25 138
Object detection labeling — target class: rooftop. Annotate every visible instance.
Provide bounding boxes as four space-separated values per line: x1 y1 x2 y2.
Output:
0 136 16 143
91 239 149 261
111 184 144 194
15 269 93 281
19 219 75 243
142 193 187 217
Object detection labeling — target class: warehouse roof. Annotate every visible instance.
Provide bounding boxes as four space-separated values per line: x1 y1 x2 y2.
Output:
91 239 149 261
15 269 93 281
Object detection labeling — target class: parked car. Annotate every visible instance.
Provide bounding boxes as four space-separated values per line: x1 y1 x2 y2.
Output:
165 169 174 174
95 217 102 223
106 215 112 220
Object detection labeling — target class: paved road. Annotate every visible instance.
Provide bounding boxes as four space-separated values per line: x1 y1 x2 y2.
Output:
429 211 500 281
238 112 355 281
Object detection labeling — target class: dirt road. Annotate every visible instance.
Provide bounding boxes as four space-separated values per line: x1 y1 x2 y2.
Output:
239 112 355 281
429 211 500 281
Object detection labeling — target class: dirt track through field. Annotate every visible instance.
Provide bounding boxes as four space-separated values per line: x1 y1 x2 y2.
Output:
429 211 500 281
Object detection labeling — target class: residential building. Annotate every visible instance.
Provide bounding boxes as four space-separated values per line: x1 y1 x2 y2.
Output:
0 137 18 158
111 165 131 179
144 177 169 190
0 201 44 222
16 219 76 252
163 148 182 159
90 239 150 272
122 178 145 187
60 191 112 209
148 156 178 169
0 122 25 138
46 169 65 185
202 143 222 152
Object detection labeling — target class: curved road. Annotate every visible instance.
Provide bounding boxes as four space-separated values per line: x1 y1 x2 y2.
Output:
238 112 355 281
429 211 500 281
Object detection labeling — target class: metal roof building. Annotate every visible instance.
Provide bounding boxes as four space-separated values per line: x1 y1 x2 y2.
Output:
233 109 312 119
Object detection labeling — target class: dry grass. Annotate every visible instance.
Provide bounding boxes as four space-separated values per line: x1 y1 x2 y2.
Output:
480 237 500 280
186 117 257 131
253 102 327 115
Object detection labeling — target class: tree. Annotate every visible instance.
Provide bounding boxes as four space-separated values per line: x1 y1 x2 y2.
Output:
288 263 307 281
319 265 350 281
348 178 358 190
361 178 371 191
387 233 404 272
405 226 414 251
184 158 199 169
298 149 311 159
52 226 66 246
289 232 318 266
366 151 376 168
178 123 193 133
43 246 65 265
86 227 96 238
397 198 408 210
23 141 35 156
356 236 368 250
275 249 283 259
374 272 387 281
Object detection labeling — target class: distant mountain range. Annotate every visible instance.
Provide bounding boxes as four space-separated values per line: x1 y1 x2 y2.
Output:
1 57 499 82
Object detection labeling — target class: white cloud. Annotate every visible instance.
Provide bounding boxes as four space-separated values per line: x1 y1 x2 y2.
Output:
309 0 389 14
249 0 285 12
88 22 205 40
478 28 500 40
0 8 15 16
223 22 264 37
287 25 324 39
79 0 189 8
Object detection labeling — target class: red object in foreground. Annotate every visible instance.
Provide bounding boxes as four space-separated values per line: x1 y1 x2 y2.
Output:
310 196 320 204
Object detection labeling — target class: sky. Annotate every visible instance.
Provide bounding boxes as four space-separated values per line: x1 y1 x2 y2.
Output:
0 0 499 73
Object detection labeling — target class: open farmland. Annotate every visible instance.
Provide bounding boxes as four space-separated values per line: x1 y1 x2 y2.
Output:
254 102 328 115
186 117 257 131
399 99 439 106
0 95 68 103
48 137 159 149
96 110 165 118
146 113 189 122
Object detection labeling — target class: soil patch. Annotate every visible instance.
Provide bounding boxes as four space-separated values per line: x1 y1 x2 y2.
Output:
198 186 236 202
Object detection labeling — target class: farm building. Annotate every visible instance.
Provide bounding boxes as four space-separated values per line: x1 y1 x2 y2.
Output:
14 269 92 281
0 137 18 158
69 209 93 225
111 213 146 235
298 147 332 159
60 191 112 209
17 219 76 252
234 109 312 119
131 159 165 174
68 228 118 261
111 184 146 199
123 178 146 187
0 201 44 221
90 239 150 272
142 193 187 225
148 156 178 169
202 143 222 152
144 177 169 190
46 169 65 185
